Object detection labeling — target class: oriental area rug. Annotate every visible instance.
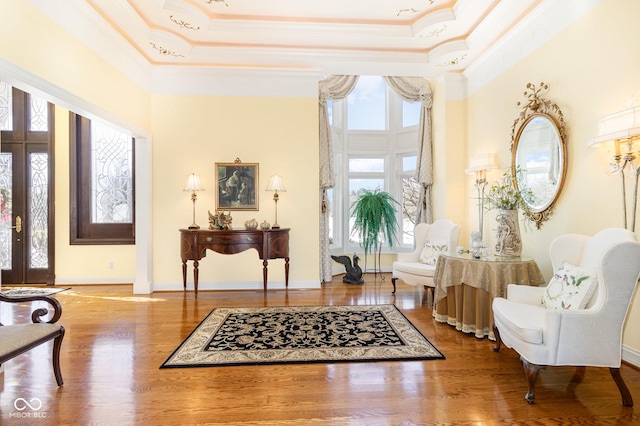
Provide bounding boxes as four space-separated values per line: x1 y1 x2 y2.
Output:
161 304 444 368
0 286 69 298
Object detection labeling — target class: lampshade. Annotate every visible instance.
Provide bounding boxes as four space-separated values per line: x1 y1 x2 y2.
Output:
588 105 640 147
184 173 204 192
465 153 498 174
266 174 286 192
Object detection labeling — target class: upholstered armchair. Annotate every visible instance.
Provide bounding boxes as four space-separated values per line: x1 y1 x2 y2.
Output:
391 219 461 295
0 293 65 386
492 228 640 406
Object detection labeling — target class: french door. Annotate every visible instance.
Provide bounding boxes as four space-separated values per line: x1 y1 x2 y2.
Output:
0 85 54 284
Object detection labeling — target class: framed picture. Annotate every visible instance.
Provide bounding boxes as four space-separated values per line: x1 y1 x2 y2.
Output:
215 160 259 211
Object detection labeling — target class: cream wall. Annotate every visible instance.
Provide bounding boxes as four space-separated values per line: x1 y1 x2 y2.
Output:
0 1 150 132
151 94 320 289
464 0 640 357
1 0 320 289
53 106 136 283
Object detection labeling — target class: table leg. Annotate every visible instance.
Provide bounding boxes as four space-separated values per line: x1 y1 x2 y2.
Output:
181 260 187 292
193 260 199 298
262 259 268 292
285 257 290 288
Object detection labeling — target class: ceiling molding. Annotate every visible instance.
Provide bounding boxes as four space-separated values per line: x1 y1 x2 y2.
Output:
26 0 604 97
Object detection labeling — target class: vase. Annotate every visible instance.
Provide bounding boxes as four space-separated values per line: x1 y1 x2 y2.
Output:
494 209 522 257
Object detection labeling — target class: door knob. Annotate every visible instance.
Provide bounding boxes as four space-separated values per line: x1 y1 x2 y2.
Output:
10 216 22 233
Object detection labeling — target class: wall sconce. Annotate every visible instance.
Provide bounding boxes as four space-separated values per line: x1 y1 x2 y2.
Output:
184 173 205 229
589 105 640 231
266 174 286 229
465 153 498 240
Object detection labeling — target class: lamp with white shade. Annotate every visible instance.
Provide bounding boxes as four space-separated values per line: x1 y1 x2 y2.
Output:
589 105 640 231
184 173 205 229
266 174 286 229
465 153 498 241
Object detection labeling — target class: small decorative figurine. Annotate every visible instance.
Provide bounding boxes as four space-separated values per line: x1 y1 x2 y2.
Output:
331 253 364 284
208 210 233 230
245 219 258 230
260 220 270 230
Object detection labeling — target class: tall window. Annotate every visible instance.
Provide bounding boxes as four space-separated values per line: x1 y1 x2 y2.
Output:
330 76 420 253
70 114 135 244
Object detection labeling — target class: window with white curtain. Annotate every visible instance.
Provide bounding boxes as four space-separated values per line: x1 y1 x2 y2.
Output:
330 76 420 253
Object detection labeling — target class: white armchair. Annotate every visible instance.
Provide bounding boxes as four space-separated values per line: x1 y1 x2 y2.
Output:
492 228 640 406
391 220 461 295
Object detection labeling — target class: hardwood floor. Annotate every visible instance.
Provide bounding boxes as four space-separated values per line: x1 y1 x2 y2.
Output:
1 276 639 425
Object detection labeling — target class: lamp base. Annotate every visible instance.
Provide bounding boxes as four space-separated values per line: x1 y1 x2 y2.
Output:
188 224 200 230
271 225 280 229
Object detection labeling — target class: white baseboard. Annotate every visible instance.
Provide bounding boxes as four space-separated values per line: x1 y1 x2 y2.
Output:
152 280 321 292
622 344 640 368
54 276 134 285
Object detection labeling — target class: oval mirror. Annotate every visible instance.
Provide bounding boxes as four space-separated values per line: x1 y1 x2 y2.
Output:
510 83 566 229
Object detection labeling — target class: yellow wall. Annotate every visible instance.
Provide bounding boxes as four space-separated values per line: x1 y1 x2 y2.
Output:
150 94 319 287
0 1 150 132
53 106 136 282
464 0 640 351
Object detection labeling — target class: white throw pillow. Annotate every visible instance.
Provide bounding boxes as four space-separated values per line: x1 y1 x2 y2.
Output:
419 241 448 265
541 263 598 310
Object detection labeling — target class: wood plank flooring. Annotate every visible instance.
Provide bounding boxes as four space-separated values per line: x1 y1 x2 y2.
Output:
1 276 639 425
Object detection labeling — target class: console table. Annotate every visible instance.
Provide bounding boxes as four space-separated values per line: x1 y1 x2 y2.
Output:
179 228 290 296
433 253 545 340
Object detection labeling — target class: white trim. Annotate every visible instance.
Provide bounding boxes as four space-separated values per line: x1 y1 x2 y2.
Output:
153 280 321 292
149 67 323 97
55 277 135 285
465 0 603 96
622 344 640 368
439 73 468 101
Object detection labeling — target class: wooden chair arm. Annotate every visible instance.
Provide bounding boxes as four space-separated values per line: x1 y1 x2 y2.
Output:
0 294 63 324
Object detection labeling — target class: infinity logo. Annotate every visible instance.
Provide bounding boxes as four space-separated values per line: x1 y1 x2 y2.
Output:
14 398 43 411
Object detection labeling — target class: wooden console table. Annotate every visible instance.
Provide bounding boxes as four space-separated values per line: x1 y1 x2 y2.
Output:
179 228 290 296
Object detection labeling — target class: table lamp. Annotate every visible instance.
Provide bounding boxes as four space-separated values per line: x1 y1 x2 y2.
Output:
266 174 286 229
184 173 204 229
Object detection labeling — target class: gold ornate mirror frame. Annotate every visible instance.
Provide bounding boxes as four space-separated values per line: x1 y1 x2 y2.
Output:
510 82 567 229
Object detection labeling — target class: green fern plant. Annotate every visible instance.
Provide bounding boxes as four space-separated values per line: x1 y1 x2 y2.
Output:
350 188 400 256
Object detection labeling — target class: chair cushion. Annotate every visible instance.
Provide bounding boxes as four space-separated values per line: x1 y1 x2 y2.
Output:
541 263 597 310
493 298 545 344
0 323 62 358
393 261 436 277
419 240 448 265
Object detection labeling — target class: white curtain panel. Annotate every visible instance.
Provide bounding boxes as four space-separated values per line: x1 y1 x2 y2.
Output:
384 76 434 224
318 75 359 282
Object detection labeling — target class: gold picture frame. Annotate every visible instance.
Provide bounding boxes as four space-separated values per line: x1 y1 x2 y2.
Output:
215 159 259 211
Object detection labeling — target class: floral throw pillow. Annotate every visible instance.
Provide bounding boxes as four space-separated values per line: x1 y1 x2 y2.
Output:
419 241 448 266
541 263 598 310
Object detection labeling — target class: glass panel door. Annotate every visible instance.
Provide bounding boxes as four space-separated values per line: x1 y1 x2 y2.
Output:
0 85 54 284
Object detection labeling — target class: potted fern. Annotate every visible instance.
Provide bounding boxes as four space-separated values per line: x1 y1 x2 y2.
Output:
350 188 399 274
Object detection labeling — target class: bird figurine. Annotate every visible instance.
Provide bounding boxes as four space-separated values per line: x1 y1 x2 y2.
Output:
331 253 364 284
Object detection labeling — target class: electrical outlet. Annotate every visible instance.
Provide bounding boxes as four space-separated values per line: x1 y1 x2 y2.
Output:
108 262 115 269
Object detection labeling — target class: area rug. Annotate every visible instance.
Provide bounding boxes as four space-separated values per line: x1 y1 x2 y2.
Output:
161 304 444 368
0 287 70 298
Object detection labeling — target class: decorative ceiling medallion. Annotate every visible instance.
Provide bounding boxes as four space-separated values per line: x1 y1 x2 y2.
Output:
169 15 200 30
149 42 185 57
421 24 447 38
397 8 418 17
437 53 467 67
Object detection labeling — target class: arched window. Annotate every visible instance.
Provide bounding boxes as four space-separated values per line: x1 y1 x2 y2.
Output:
328 76 420 253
